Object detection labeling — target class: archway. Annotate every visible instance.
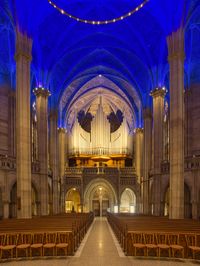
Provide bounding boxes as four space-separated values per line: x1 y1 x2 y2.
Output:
120 188 136 213
84 178 117 215
163 184 192 218
65 188 81 213
9 183 38 218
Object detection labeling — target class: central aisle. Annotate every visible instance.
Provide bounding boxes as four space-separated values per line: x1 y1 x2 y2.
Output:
70 217 132 266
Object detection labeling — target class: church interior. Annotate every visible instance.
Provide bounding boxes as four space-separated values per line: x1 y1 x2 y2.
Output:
0 0 200 265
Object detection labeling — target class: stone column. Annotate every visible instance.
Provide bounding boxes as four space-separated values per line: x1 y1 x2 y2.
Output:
135 128 144 182
142 108 152 214
34 87 51 216
191 170 199 219
167 28 185 219
150 88 166 216
15 31 32 219
3 201 9 219
3 171 9 218
49 110 59 214
58 128 66 213
8 91 16 157
135 128 143 213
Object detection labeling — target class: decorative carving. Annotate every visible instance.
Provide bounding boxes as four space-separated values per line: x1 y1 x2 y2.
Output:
150 87 167 98
33 87 51 98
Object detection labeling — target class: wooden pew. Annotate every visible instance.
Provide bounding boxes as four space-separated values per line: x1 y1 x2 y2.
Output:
0 212 94 259
107 212 200 259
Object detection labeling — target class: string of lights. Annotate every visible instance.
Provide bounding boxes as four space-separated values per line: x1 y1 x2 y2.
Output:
47 0 149 25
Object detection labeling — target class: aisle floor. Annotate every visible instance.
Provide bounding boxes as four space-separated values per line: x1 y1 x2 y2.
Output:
2 218 199 266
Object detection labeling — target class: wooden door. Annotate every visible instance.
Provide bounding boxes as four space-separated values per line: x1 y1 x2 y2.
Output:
92 200 100 216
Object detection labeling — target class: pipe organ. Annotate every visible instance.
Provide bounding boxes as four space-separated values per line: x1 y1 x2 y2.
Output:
91 97 110 154
68 97 133 167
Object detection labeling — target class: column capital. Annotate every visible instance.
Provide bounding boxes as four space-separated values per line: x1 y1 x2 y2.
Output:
33 87 51 98
150 87 167 98
15 30 32 62
135 127 144 134
58 127 66 133
167 28 185 62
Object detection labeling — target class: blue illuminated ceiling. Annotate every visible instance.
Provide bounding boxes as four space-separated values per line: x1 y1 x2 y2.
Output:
0 0 200 114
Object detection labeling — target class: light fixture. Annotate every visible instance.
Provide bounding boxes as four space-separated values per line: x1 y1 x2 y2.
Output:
47 0 149 25
33 87 51 96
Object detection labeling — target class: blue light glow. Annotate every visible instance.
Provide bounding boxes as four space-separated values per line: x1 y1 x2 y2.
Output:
0 0 199 127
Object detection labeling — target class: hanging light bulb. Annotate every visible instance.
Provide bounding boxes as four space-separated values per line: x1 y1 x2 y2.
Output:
47 0 150 25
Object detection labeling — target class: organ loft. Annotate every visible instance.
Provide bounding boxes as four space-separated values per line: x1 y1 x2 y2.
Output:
68 95 133 168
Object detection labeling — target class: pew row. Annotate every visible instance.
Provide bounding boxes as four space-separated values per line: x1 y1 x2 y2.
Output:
0 212 94 259
107 213 200 259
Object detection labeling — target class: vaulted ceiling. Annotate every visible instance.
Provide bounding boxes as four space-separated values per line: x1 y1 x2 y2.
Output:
0 0 200 122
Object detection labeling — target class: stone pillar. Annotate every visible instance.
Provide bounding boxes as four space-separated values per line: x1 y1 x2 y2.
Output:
142 108 152 214
34 87 51 216
135 128 143 213
167 28 185 219
58 128 66 213
49 110 59 214
150 88 166 216
192 170 199 219
15 31 32 219
3 201 9 219
8 91 16 157
135 128 144 182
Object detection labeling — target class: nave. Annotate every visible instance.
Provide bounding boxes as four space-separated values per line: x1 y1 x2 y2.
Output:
3 218 197 266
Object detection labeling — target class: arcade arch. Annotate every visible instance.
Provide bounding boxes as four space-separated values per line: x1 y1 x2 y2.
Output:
163 183 192 218
9 182 39 218
120 188 136 213
84 178 117 215
65 188 81 213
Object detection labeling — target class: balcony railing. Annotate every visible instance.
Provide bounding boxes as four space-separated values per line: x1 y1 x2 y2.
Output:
68 147 131 156
161 156 200 174
0 155 16 170
185 156 200 170
0 154 40 173
65 166 136 177
120 167 136 176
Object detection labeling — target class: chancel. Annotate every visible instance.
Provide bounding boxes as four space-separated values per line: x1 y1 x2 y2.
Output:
0 0 200 265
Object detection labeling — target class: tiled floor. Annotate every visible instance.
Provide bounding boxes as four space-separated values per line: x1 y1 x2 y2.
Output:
2 218 199 266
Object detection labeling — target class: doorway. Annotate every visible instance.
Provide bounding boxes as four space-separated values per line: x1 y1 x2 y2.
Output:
120 188 136 213
84 179 117 214
65 188 81 213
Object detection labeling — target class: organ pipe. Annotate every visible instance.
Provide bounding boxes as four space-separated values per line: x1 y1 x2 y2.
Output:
68 97 133 156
